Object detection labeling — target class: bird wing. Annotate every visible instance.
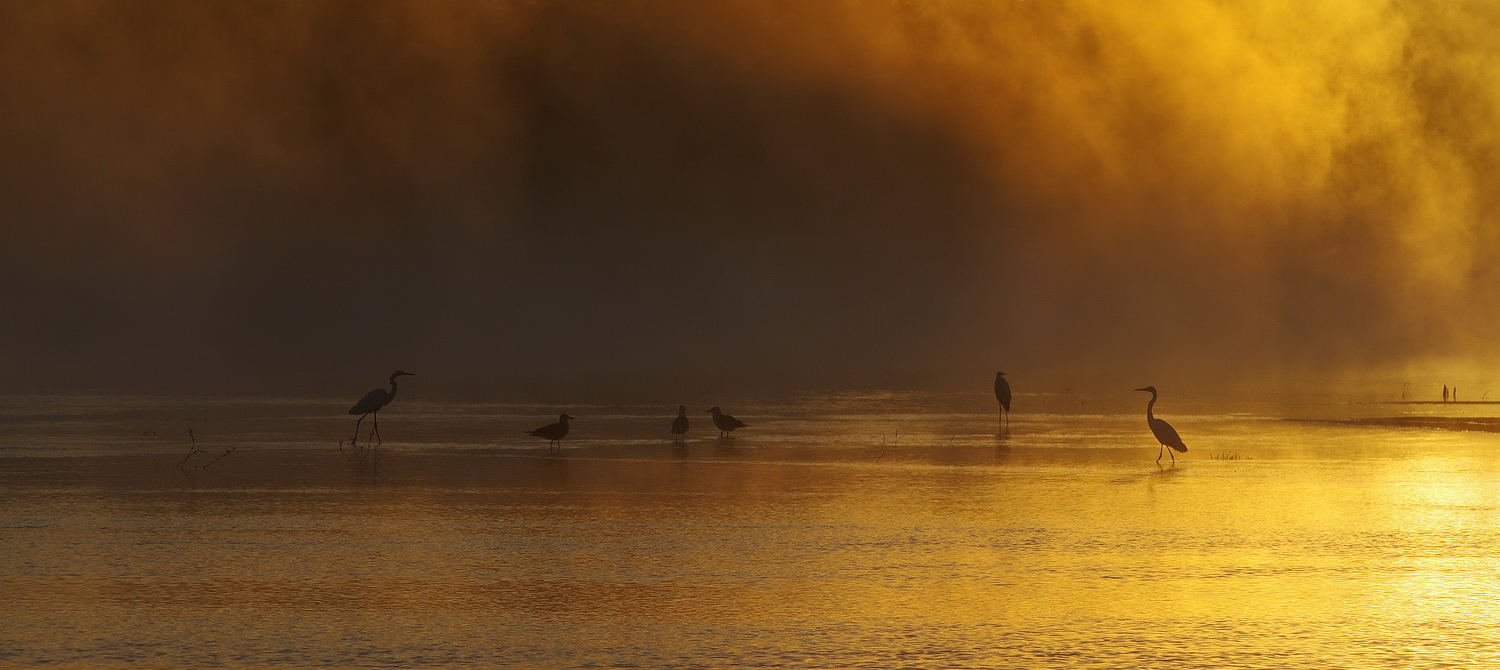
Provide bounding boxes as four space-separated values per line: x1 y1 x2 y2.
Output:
528 422 564 439
672 416 689 433
1150 418 1188 452
349 388 389 415
995 379 1012 410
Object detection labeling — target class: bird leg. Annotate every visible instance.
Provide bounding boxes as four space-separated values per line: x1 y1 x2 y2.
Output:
373 411 382 446
353 414 367 447
1156 444 1164 463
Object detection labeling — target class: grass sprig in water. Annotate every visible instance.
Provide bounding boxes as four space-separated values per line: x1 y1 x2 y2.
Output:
202 446 237 469
176 429 206 469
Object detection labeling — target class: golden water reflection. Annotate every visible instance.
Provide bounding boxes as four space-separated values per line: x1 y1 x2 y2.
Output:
4 409 1500 667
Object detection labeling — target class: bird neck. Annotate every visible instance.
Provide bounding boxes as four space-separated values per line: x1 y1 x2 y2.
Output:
1145 392 1156 420
387 375 400 401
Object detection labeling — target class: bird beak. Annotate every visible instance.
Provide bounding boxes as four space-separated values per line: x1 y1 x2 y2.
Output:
1133 387 1148 392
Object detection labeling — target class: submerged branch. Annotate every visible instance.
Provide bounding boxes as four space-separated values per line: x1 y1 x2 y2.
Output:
202 447 237 469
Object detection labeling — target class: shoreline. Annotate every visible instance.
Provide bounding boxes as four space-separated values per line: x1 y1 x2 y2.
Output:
1302 416 1500 433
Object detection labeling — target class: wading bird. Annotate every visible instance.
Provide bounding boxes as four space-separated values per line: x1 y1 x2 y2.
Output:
1135 386 1187 464
707 406 747 438
526 414 574 449
349 370 414 447
671 406 690 442
994 371 1012 431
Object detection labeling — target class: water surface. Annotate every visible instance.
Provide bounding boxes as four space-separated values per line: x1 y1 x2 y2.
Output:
3 392 1499 668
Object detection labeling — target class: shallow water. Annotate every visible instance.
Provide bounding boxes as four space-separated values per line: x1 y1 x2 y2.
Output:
4 392 1500 668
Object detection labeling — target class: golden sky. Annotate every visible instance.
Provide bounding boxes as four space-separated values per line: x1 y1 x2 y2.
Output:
1 1 1496 396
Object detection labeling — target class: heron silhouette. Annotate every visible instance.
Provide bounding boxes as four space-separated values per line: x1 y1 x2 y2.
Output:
526 414 574 449
671 406 690 442
348 370 414 447
1135 386 1187 464
994 371 1012 431
706 406 747 438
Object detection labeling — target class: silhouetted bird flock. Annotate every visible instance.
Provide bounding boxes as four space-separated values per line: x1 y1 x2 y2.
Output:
346 369 1191 463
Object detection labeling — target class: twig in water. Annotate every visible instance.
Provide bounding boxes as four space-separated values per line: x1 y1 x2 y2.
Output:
339 439 376 466
202 447 237 469
874 431 901 462
176 429 206 469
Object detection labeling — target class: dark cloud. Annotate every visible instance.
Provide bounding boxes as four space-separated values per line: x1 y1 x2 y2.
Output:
2 1 1497 398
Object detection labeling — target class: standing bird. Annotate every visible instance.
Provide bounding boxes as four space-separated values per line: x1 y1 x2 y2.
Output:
994 371 1012 432
348 370 415 447
1134 386 1188 464
671 406 690 442
706 406 747 438
526 414 575 449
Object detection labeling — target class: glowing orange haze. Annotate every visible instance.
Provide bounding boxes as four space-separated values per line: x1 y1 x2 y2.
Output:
0 1 1496 397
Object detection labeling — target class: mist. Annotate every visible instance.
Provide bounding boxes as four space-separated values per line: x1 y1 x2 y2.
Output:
2 0 1497 400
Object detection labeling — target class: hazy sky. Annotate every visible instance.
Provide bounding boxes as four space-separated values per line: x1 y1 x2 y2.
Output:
2 0 1498 399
